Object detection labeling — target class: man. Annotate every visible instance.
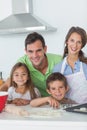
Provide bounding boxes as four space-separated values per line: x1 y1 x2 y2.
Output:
0 32 62 97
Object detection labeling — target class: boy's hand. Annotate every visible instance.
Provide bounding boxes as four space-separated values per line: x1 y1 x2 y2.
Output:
47 96 60 108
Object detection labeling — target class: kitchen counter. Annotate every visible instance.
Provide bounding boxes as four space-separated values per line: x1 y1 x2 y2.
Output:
0 104 87 130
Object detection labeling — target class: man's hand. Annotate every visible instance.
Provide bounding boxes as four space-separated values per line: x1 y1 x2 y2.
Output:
0 78 10 91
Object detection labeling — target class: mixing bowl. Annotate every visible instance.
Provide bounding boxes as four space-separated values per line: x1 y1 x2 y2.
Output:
0 91 8 112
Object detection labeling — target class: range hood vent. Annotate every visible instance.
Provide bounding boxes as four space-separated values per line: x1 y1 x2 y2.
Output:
0 0 56 34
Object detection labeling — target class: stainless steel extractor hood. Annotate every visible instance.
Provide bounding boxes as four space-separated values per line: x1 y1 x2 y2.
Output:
0 0 56 34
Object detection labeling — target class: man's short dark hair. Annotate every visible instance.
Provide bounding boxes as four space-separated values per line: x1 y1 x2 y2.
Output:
25 32 46 49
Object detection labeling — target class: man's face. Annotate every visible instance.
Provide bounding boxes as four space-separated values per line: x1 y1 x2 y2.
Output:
25 40 47 67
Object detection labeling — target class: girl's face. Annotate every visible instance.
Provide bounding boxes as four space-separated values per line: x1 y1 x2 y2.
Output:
47 80 68 101
12 66 29 87
67 32 82 56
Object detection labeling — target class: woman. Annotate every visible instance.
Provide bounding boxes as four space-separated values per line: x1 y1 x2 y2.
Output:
53 26 87 104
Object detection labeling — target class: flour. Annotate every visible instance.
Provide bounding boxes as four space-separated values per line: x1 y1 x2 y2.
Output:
4 104 29 116
26 107 64 118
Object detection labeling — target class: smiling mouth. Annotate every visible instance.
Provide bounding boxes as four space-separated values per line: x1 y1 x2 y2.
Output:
71 47 77 52
32 58 40 62
55 94 62 98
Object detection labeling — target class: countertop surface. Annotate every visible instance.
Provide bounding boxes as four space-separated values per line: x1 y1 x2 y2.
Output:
0 104 87 130
0 104 87 122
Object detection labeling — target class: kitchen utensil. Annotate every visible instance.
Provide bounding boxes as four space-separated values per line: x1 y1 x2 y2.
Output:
64 103 87 114
0 91 8 112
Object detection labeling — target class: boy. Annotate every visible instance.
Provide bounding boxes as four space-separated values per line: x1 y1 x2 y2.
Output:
30 72 76 107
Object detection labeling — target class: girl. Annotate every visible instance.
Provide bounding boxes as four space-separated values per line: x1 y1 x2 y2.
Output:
53 26 87 104
7 62 41 106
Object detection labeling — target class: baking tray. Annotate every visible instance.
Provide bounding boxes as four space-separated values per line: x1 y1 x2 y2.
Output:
64 103 87 114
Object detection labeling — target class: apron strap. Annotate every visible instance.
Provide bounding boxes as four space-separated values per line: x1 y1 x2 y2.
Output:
61 57 67 74
61 57 83 74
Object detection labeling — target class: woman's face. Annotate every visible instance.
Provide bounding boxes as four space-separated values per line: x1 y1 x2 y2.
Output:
47 80 67 101
66 32 82 56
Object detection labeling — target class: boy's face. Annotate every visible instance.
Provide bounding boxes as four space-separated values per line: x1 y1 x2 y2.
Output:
47 80 68 101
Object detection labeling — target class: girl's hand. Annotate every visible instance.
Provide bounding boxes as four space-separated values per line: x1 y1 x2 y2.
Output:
18 99 30 105
12 98 30 106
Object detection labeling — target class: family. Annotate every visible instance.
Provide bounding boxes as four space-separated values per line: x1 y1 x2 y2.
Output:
0 26 87 108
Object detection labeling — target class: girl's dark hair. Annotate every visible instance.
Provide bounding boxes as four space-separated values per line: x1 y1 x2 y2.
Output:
25 32 46 49
10 62 37 99
46 72 67 89
63 26 87 63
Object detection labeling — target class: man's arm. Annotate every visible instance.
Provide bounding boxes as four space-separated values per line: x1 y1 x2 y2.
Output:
0 78 10 91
